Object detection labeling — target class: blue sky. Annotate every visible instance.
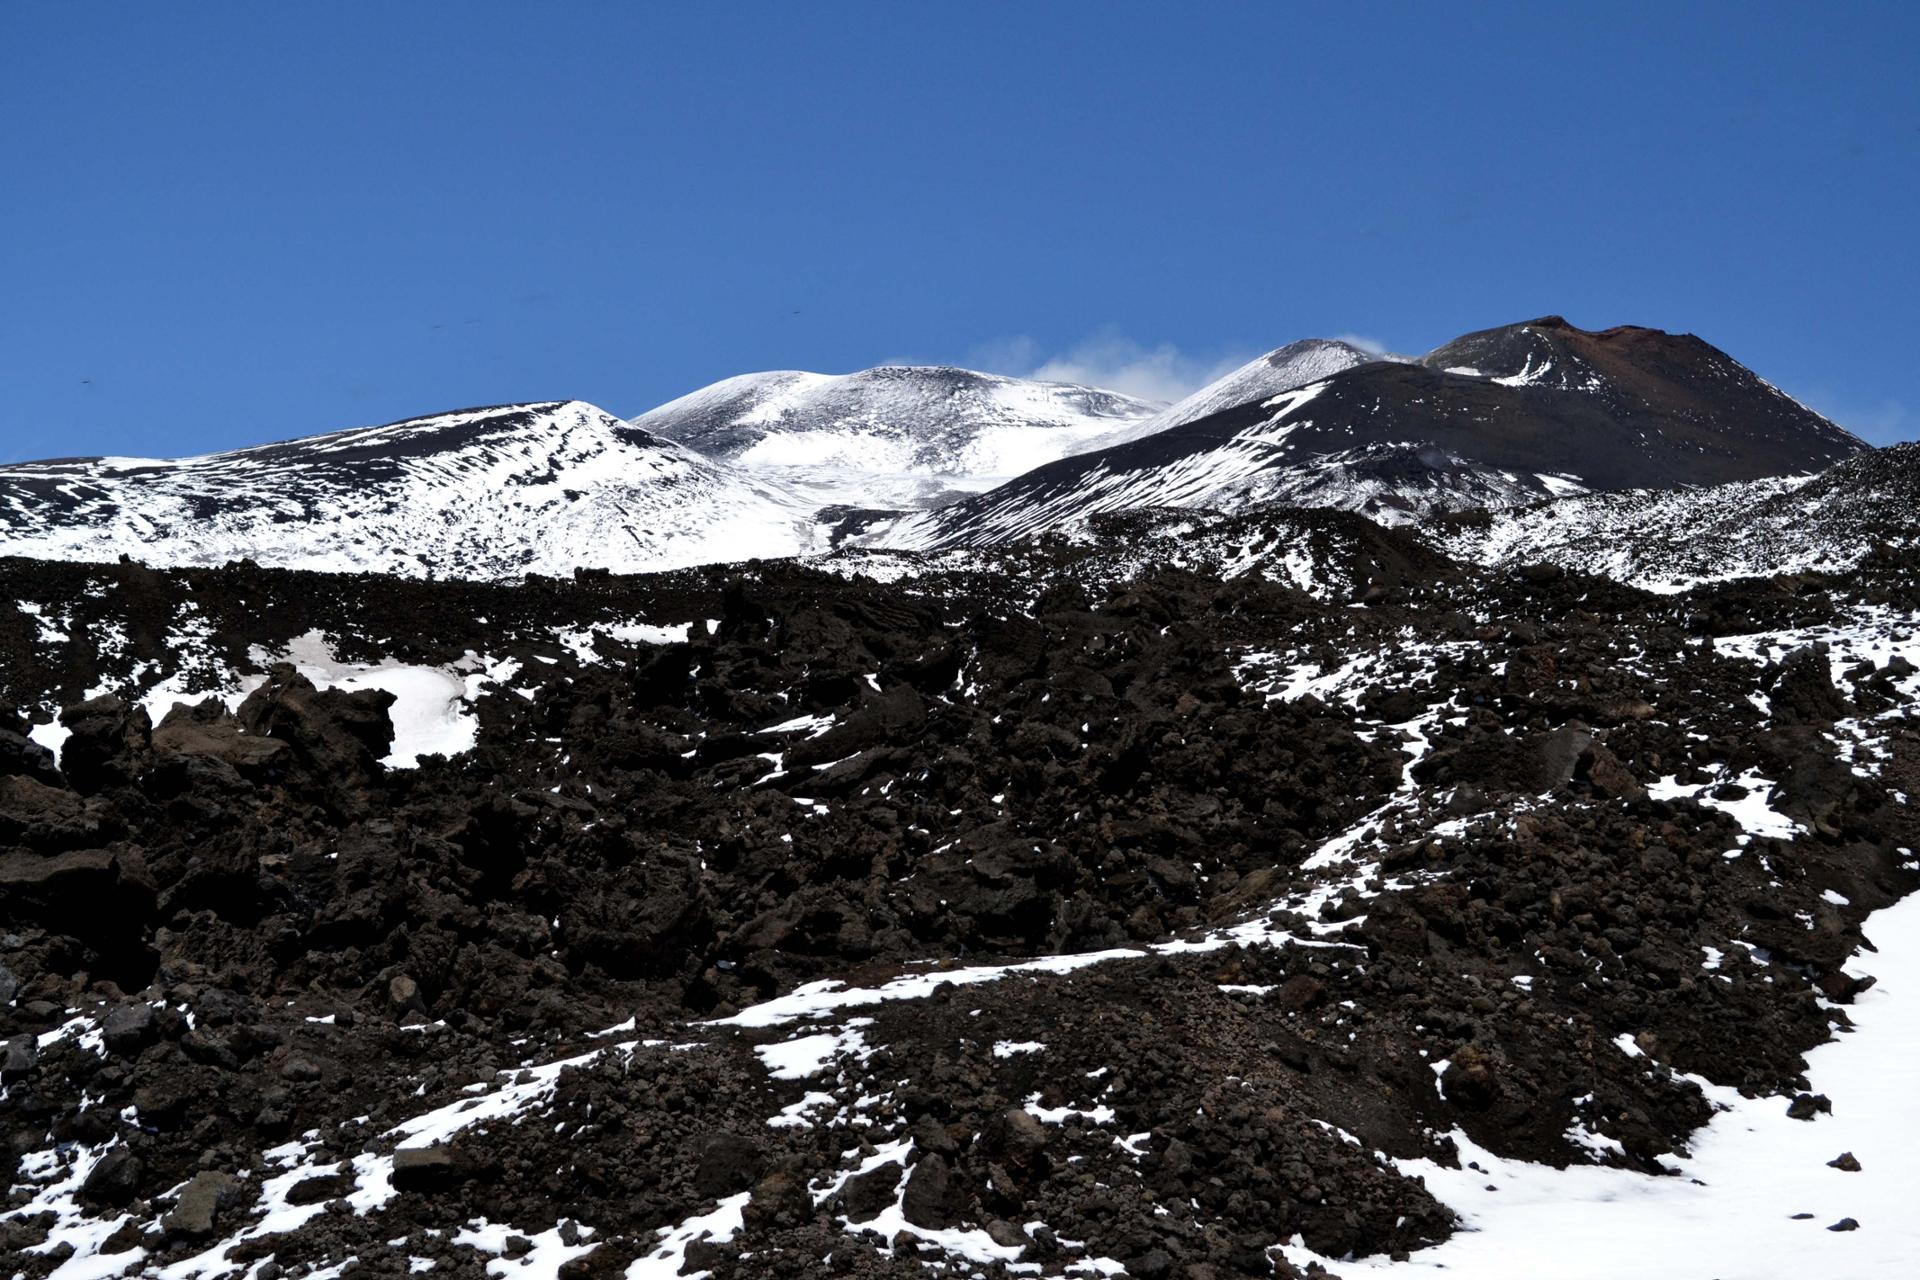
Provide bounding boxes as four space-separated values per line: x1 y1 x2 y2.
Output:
2 1 1915 462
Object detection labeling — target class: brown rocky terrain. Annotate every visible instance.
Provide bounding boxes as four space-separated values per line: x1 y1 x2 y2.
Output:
2 524 1916 1278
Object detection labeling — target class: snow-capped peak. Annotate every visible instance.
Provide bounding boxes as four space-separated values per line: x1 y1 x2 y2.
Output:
628 363 1162 509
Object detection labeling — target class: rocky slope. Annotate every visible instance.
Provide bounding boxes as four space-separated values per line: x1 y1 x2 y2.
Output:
631 366 1160 509
3 478 1916 1277
1425 443 1920 592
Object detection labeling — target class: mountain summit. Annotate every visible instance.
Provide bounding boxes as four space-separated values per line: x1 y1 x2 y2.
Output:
629 364 1160 509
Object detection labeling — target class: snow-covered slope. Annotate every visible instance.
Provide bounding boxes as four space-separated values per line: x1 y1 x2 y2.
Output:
866 385 1588 549
629 365 1161 509
1071 338 1384 454
0 401 825 579
859 319 1869 552
1426 443 1920 592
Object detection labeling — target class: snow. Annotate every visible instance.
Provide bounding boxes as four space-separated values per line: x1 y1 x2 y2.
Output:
18 598 68 644
625 1192 749 1280
868 382 1343 551
1428 448 1915 592
0 401 828 581
1650 768 1802 842
829 1139 1028 1267
708 948 1145 1029
452 1220 597 1279
1282 890 1920 1278
1535 471 1589 497
5 1147 146 1280
1024 1094 1116 1126
26 716 71 765
550 620 691 665
1493 355 1554 387
865 389 1581 554
754 1022 872 1080
759 713 837 737
263 631 478 769
630 364 1159 511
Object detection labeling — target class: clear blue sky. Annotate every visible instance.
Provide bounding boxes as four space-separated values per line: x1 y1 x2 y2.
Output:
3 1 1915 462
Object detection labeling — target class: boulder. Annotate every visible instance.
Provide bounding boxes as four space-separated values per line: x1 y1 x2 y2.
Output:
0 775 108 848
901 1153 969 1230
842 1162 903 1223
692 1132 766 1198
79 1148 145 1207
741 1169 812 1232
162 1171 242 1239
1 1034 37 1082
0 728 62 786
0 848 157 936
151 699 287 776
101 1003 156 1056
57 696 152 793
392 1145 464 1191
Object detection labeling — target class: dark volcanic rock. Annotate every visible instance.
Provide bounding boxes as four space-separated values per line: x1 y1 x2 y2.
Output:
901 1153 968 1230
162 1171 244 1239
0 505 1911 1279
78 1148 145 1207
391 1145 463 1191
101 1002 156 1055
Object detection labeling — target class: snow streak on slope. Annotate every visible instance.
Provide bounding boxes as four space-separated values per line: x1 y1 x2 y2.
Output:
629 365 1162 509
0 402 825 580
1072 338 1385 454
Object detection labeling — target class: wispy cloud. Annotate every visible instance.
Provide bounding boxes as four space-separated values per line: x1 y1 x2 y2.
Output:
1332 332 1389 356
969 329 1252 406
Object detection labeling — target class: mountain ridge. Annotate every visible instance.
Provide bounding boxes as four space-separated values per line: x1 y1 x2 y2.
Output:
0 316 1877 582
861 317 1867 550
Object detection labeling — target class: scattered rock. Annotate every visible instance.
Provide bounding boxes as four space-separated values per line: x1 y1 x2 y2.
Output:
1787 1093 1832 1121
